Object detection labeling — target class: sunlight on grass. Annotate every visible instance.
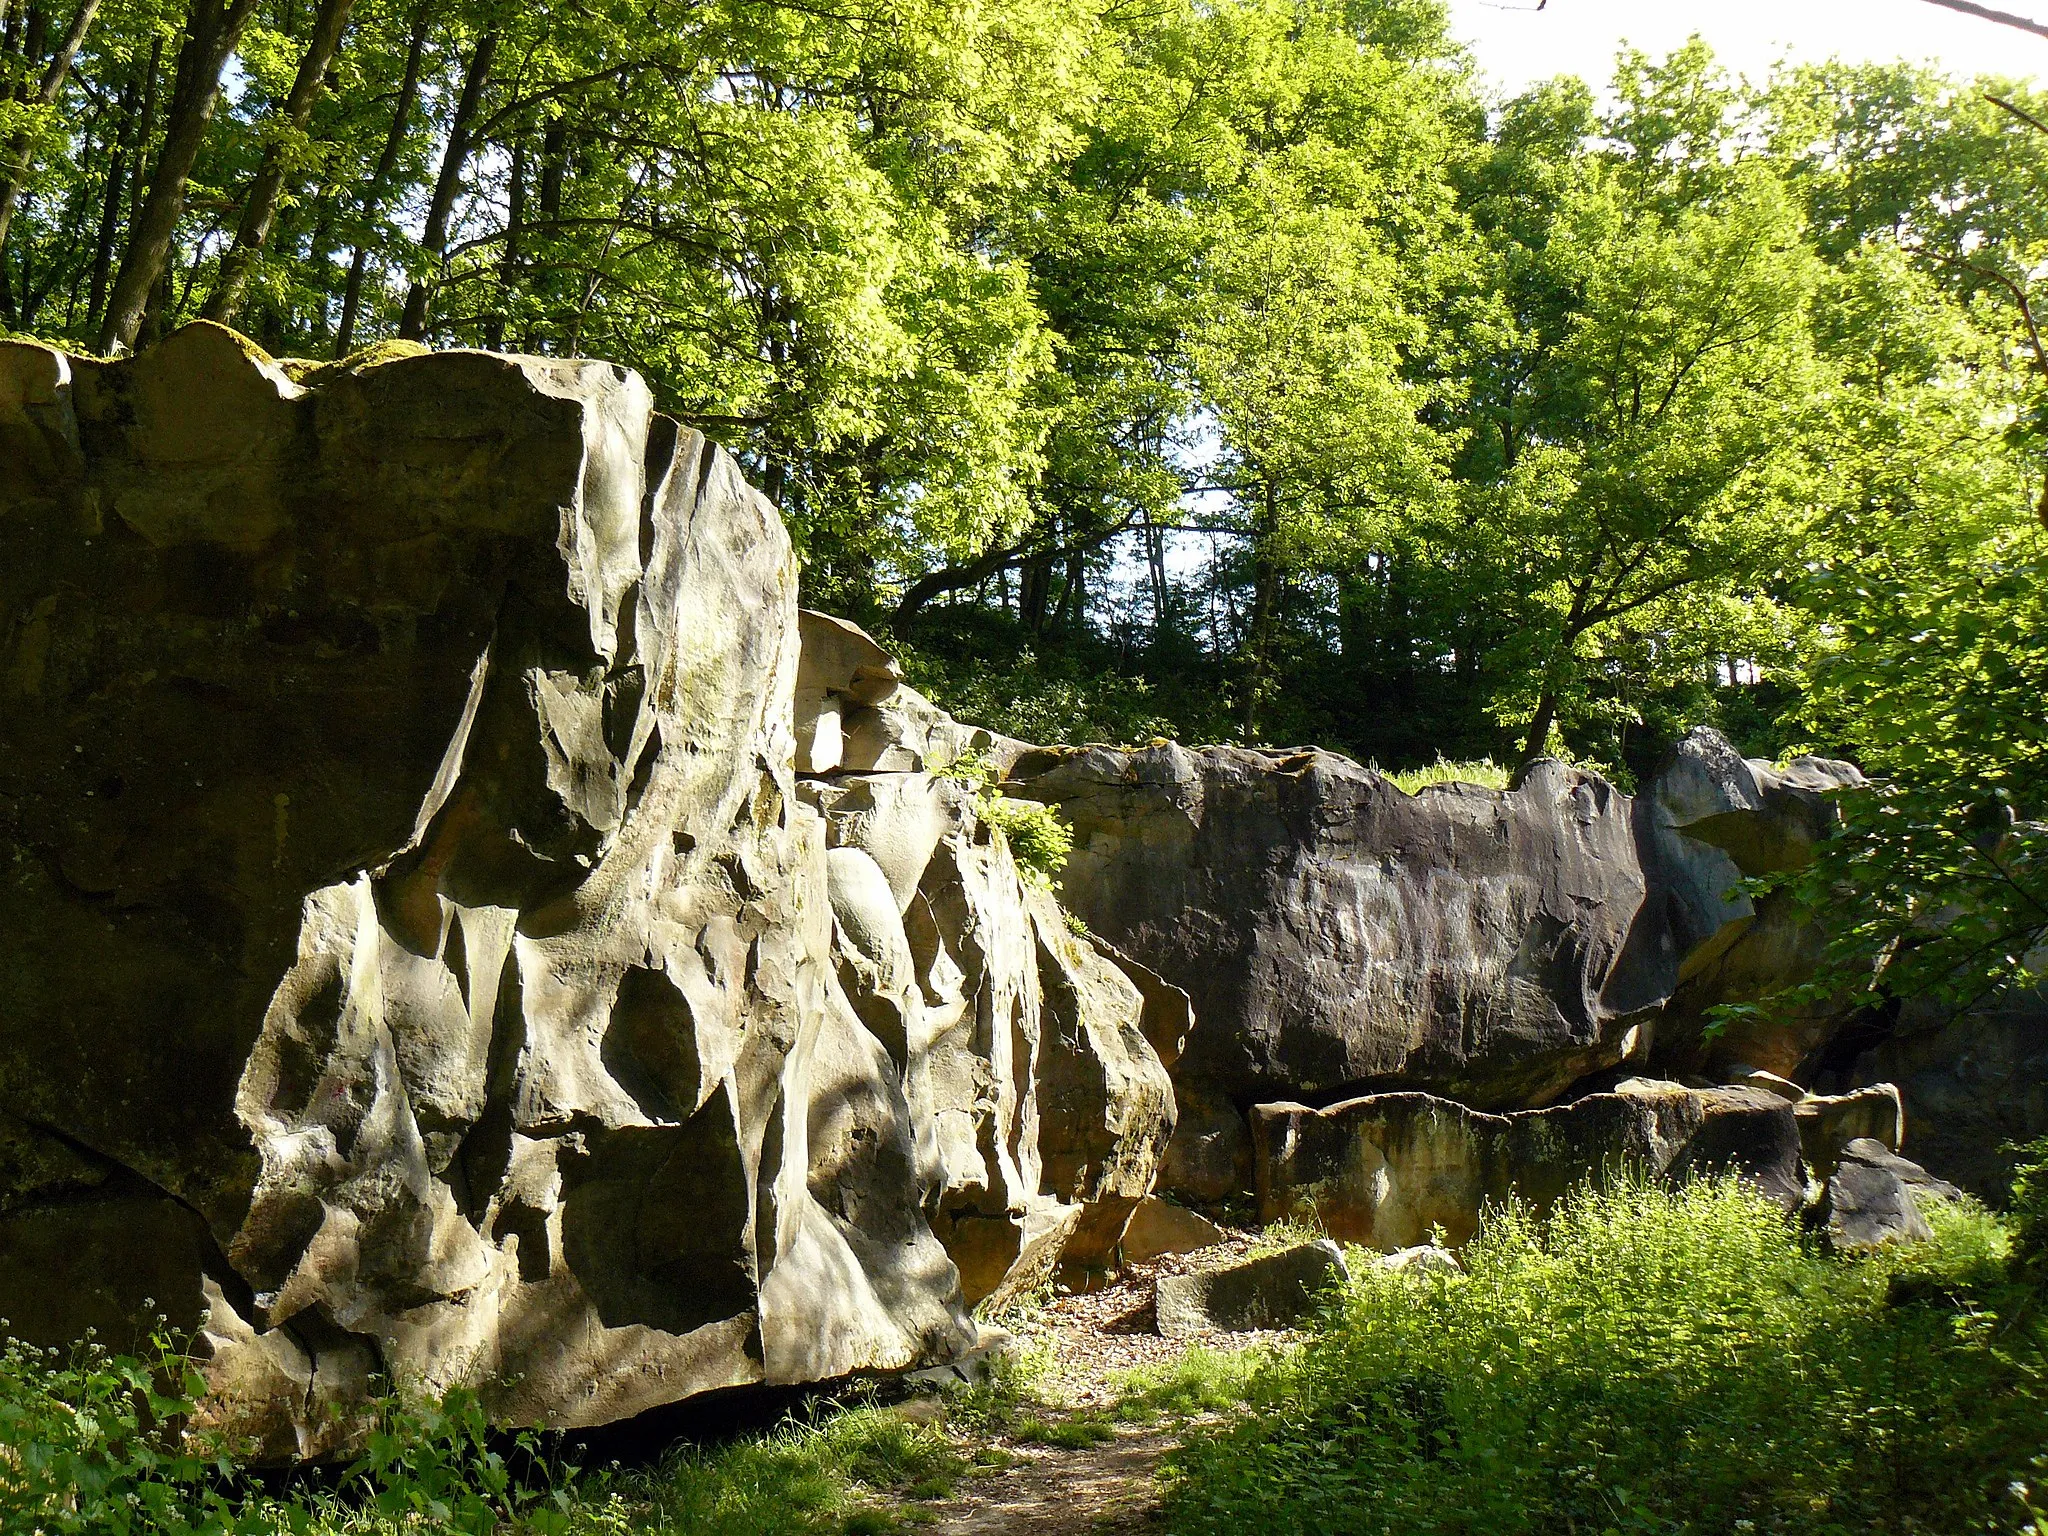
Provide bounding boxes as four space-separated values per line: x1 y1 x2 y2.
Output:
1376 757 1513 794
1160 1175 2048 1536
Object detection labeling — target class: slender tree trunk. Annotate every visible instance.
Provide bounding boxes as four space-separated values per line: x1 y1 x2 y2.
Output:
335 0 429 355
485 132 523 347
130 35 158 227
1020 552 1052 635
1241 478 1280 742
86 76 138 329
0 0 104 254
397 27 495 341
97 0 262 353
538 114 565 218
201 0 355 324
1145 515 1169 636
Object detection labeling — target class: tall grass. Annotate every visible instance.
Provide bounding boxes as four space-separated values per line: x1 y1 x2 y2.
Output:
1161 1177 2047 1535
0 1324 963 1536
1377 758 1513 794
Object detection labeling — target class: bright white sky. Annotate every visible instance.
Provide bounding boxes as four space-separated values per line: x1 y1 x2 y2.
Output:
1444 0 2048 96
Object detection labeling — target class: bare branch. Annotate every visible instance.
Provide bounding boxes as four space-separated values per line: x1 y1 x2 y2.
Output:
1917 0 2048 42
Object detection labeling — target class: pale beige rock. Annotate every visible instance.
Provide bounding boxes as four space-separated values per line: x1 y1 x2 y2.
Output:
1118 1197 1225 1264
0 327 986 1454
1254 1084 1807 1251
1797 1084 1904 1176
795 627 1181 1306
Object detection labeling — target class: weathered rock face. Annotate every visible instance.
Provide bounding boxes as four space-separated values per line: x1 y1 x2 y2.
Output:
794 613 1177 1300
1252 1083 1808 1251
1013 729 1866 1202
0 325 1173 1456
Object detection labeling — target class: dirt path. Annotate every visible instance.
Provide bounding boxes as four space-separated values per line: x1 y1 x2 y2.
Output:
912 1235 1286 1534
929 1428 1176 1534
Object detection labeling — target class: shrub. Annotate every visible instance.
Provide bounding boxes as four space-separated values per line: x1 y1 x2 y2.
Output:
939 751 1073 892
1161 1176 2048 1535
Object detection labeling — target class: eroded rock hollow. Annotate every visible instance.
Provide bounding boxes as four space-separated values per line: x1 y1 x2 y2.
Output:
0 324 1174 1456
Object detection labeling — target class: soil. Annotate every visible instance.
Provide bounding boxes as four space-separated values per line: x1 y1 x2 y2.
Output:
916 1233 1289 1534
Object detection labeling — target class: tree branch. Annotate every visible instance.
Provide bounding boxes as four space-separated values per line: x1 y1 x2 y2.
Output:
1917 0 2048 41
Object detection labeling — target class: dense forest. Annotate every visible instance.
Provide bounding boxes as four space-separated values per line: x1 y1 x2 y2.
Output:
2 0 2044 999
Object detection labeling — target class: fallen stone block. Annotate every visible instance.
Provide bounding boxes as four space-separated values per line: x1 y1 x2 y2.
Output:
1119 1197 1227 1264
1796 1085 1904 1176
1154 1240 1349 1337
1817 1140 1935 1254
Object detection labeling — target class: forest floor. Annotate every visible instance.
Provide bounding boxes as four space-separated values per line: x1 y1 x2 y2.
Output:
910 1235 1286 1535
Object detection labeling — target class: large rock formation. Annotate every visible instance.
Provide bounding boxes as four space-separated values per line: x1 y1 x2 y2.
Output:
0 325 1172 1457
794 613 1176 1301
1252 1083 1808 1251
1011 731 1867 1202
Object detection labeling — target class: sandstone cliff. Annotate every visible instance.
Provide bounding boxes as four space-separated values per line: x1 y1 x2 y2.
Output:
0 324 1173 1457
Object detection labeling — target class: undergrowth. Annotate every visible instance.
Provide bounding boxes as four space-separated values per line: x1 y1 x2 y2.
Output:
937 751 1073 892
1160 1175 2048 1535
0 1328 966 1536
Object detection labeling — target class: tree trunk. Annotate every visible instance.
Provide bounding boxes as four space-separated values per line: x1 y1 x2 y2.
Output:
0 0 105 254
1518 688 1559 769
86 78 135 329
97 0 261 352
1020 552 1052 635
334 0 429 355
1241 478 1281 742
538 114 565 218
485 132 523 346
397 27 495 341
201 0 355 324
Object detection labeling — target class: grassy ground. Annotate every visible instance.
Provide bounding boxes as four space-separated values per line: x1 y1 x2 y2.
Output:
1160 1179 2048 1536
5 1178 2044 1535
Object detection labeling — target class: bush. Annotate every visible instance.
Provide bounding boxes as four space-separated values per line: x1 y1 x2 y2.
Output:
1161 1177 2048 1535
939 751 1074 893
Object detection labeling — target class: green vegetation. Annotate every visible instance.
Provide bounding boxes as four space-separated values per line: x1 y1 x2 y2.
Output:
9 1171 2048 1534
0 1327 973 1535
1378 759 1513 795
5 0 2046 1005
1161 1177 2048 1535
939 751 1074 892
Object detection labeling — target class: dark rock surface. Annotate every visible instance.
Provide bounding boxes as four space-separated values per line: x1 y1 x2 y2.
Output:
1845 987 2048 1204
1816 1139 1936 1254
0 325 1173 1456
1252 1082 1807 1250
1015 731 1863 1201
1154 1240 1349 1336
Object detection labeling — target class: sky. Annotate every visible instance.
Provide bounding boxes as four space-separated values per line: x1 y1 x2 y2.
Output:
1444 0 2048 96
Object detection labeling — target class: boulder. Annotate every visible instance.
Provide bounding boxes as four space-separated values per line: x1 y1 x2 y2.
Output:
1154 1241 1348 1337
1644 731 1866 1082
1816 1140 1935 1254
0 326 1172 1455
1118 1197 1226 1264
1010 746 1665 1164
1013 731 1869 1205
1253 1083 1806 1251
800 748 1178 1306
1796 1084 1904 1177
